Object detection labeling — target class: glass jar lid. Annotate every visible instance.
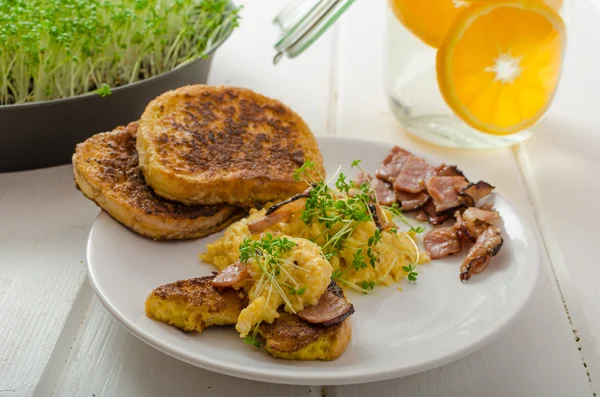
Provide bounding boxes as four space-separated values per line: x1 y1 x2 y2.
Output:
273 0 355 63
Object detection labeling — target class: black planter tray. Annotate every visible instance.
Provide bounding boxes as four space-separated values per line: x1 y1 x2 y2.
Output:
1 49 219 172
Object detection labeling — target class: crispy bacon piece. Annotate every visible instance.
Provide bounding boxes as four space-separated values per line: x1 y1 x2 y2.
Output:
459 181 495 207
369 204 394 231
372 179 397 206
423 227 462 259
436 164 467 179
463 207 499 223
212 261 250 288
427 176 470 213
353 172 397 206
454 208 499 242
395 190 430 212
415 210 428 222
460 225 503 282
423 200 452 225
376 146 413 182
265 189 312 215
248 194 308 234
393 156 436 194
298 281 355 326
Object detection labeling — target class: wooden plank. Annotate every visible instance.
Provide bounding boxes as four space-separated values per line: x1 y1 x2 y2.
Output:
0 166 100 396
53 299 312 397
515 0 600 389
328 0 593 395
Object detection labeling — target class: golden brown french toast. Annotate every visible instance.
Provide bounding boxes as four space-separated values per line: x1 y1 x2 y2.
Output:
145 276 352 360
136 85 325 206
145 276 248 332
73 123 244 240
258 312 351 361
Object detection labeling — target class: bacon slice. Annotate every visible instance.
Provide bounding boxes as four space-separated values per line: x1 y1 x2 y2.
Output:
395 190 430 212
298 281 355 327
424 227 462 259
460 225 503 282
426 176 470 213
371 179 397 206
248 196 307 234
415 210 428 222
459 181 495 207
454 208 499 242
435 164 467 179
376 146 413 182
463 207 499 223
212 261 250 288
423 200 452 225
353 172 397 206
369 203 394 231
393 156 437 193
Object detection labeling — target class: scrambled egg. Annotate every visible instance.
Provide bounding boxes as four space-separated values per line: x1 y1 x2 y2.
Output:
202 208 427 289
234 237 332 337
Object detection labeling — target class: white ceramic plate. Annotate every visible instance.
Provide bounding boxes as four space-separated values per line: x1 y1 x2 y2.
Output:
87 136 540 385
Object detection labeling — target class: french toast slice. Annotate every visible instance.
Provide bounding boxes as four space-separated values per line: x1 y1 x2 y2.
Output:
258 312 352 361
145 276 248 332
73 123 244 240
137 85 325 206
145 276 352 360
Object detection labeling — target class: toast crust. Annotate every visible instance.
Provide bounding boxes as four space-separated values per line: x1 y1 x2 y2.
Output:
137 85 325 206
73 123 244 240
258 312 352 361
145 276 248 333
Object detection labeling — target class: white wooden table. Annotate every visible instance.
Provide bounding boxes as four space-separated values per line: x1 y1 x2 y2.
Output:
1 1 598 396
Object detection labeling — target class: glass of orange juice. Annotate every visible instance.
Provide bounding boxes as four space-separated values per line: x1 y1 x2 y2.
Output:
274 0 567 149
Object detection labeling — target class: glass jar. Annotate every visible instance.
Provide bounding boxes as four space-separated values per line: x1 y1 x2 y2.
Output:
384 1 569 149
274 0 568 150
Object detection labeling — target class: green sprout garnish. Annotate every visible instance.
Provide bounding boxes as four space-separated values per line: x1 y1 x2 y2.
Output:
361 280 376 291
289 286 306 295
244 333 261 348
332 269 344 281
402 264 419 282
239 234 299 313
352 249 366 271
288 159 424 294
96 84 112 98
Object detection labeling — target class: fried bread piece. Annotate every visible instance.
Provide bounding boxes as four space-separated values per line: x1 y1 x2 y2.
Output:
145 276 248 333
137 85 325 206
258 312 352 361
145 277 352 360
73 123 244 240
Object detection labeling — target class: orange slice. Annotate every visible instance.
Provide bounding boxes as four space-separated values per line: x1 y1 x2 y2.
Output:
388 0 470 48
436 1 566 135
388 0 563 49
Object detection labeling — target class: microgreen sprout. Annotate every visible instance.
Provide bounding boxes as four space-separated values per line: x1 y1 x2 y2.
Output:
239 234 299 313
291 159 422 293
288 286 306 295
402 264 419 282
410 225 426 234
0 0 241 105
244 333 261 348
96 84 112 98
361 280 376 291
